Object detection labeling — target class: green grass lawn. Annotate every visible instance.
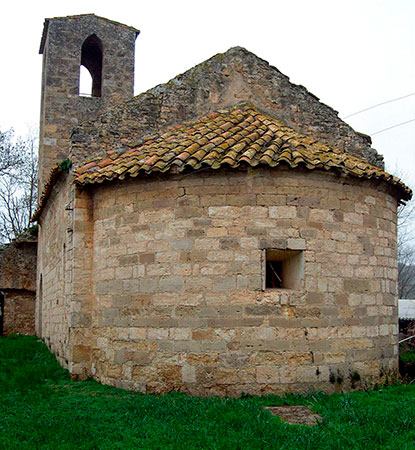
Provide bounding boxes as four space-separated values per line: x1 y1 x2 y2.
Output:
1 335 415 450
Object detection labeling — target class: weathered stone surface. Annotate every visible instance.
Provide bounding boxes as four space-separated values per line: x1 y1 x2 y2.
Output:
35 14 402 397
71 48 383 171
66 167 398 395
37 162 401 395
38 14 138 195
2 291 35 337
0 236 37 292
0 234 37 336
36 175 75 367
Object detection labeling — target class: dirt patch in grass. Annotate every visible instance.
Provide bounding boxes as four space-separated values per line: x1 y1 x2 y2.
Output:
264 405 323 425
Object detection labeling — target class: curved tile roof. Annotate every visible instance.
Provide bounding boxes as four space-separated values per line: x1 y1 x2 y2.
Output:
74 104 411 201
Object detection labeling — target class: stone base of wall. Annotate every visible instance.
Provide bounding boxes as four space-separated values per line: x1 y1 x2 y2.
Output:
84 322 399 397
103 371 399 398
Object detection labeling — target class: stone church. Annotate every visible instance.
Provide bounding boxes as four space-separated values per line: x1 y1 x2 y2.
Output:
30 13 411 396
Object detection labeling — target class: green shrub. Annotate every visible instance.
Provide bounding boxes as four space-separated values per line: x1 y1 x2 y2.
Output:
399 346 415 380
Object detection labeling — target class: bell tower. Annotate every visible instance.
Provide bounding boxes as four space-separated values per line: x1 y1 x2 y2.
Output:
38 14 139 194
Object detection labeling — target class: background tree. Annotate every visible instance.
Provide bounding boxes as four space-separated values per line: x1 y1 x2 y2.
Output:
390 165 415 298
0 128 38 243
0 129 23 176
398 198 415 298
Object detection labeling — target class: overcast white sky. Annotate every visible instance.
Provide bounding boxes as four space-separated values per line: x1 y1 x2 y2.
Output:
1 0 414 189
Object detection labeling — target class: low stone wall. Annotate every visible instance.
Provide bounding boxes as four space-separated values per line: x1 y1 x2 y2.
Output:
2 290 35 336
0 235 37 336
70 166 399 396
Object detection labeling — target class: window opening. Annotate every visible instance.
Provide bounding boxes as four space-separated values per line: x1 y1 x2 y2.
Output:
79 65 93 97
266 260 283 288
79 34 103 97
264 249 304 290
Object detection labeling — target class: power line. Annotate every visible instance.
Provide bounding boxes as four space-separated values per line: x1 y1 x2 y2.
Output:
344 92 415 119
371 118 415 136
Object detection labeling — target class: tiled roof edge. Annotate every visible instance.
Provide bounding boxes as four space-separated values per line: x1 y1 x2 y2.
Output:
31 166 65 222
73 104 412 202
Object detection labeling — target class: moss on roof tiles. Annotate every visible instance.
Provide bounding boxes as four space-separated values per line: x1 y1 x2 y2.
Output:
72 103 412 201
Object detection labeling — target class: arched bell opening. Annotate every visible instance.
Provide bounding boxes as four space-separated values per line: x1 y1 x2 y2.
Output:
79 34 103 97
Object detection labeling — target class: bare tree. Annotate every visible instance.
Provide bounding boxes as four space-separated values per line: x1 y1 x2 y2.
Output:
0 129 23 176
0 128 38 243
395 168 415 298
398 199 415 298
381 165 415 298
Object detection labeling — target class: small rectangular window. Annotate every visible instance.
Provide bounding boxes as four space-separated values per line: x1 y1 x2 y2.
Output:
264 249 304 290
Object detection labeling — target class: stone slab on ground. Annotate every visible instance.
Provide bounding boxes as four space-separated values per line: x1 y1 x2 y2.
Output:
264 405 323 425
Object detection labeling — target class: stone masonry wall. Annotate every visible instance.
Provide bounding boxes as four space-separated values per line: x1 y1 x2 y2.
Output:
68 185 94 379
78 167 398 396
0 237 37 336
39 14 137 195
2 291 35 336
36 175 73 367
0 238 37 292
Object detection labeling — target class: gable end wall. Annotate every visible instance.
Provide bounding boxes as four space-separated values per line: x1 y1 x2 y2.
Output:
71 48 383 169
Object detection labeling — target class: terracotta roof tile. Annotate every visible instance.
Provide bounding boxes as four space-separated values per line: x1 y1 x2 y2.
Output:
31 166 64 222
71 103 410 201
